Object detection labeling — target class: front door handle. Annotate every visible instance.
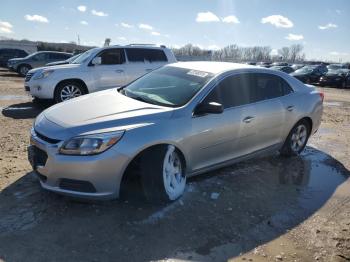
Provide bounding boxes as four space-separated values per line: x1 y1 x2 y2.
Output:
243 116 255 123
116 69 124 73
145 69 153 72
286 105 295 112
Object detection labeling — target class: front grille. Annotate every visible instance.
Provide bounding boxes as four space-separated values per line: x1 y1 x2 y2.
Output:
59 179 97 193
35 130 61 144
25 72 34 82
33 146 48 167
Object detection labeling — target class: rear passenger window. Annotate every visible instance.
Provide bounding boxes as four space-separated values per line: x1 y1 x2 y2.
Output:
252 73 293 101
204 73 294 109
126 48 168 63
97 49 125 65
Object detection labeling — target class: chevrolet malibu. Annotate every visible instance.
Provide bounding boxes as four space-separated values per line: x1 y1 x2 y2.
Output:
28 62 323 202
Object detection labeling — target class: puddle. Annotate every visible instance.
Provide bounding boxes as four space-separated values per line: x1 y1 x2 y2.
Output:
0 95 30 101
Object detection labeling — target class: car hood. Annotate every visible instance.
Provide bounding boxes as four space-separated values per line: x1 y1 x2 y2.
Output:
37 89 174 138
290 72 309 77
8 57 24 63
28 63 81 74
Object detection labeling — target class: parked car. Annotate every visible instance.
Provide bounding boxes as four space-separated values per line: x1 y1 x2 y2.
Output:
290 65 327 84
256 61 271 68
327 63 349 70
28 62 323 202
271 62 289 67
7 51 72 76
319 69 350 88
270 65 294 74
46 53 81 67
25 45 177 103
0 48 28 67
291 64 305 71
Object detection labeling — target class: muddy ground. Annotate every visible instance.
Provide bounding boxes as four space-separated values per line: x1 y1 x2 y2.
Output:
0 68 349 262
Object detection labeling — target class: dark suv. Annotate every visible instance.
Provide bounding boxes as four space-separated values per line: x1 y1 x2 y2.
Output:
0 48 28 67
7 51 72 76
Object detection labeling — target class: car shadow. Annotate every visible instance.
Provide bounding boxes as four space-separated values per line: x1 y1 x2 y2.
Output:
0 147 348 261
1 100 53 119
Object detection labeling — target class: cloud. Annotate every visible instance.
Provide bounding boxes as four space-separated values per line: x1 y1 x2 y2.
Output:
77 5 87 12
24 14 49 23
80 21 88 25
335 9 341 14
118 36 126 41
222 15 240 24
196 12 220 22
261 15 293 28
0 21 13 34
318 23 337 30
285 33 304 41
139 23 153 30
91 9 108 17
151 31 160 36
121 22 133 28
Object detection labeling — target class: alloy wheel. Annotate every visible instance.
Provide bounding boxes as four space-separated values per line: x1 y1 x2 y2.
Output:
290 124 308 152
162 145 186 200
60 85 82 101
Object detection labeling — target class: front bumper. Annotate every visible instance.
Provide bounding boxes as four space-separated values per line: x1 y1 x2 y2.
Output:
25 78 57 99
28 128 129 200
318 78 342 87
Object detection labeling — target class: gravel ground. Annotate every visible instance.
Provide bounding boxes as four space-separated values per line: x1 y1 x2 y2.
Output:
0 68 349 262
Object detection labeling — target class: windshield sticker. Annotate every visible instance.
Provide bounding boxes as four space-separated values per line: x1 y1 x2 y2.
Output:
187 70 209 78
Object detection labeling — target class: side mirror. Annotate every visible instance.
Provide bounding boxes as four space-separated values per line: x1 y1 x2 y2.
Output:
91 57 101 65
194 102 224 116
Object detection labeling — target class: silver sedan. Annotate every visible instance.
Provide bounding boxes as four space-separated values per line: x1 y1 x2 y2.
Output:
28 62 323 202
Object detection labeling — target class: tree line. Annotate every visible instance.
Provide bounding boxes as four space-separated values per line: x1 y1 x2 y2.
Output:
172 43 305 63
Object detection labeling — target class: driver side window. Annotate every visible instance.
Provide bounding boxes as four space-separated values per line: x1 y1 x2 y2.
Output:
96 49 125 65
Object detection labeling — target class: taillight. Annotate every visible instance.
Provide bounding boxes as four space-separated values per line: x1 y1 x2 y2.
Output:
319 92 324 102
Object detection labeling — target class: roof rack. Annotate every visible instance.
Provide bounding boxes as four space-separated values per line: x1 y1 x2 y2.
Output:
126 44 167 48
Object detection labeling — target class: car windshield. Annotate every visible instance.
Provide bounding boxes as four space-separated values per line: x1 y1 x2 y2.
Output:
24 52 40 59
327 64 343 70
295 67 314 74
67 54 81 63
122 66 214 107
327 69 349 75
71 49 96 64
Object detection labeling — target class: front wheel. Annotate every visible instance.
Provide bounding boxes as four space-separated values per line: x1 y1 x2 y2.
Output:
140 145 186 203
18 65 31 77
54 81 86 103
280 120 310 157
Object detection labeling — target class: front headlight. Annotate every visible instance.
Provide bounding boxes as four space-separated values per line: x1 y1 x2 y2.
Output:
33 70 54 80
59 131 124 155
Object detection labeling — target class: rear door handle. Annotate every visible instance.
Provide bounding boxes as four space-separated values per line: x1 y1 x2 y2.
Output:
286 106 295 112
243 116 255 123
116 69 124 73
145 69 153 72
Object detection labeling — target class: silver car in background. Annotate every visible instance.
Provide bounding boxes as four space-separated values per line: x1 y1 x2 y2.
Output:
28 62 323 202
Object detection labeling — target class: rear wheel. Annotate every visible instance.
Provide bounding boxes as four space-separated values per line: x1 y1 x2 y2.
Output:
280 120 310 157
54 81 86 103
140 145 186 203
339 80 346 89
18 65 31 77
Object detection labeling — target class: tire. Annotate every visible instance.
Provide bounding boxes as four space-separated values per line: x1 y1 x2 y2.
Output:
280 120 311 157
140 145 186 203
54 81 86 103
18 64 31 77
339 80 346 89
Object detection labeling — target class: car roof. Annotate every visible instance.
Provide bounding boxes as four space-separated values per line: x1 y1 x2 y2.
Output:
36 51 72 54
168 61 255 74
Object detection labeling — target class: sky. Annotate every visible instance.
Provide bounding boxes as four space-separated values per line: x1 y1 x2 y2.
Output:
0 0 349 61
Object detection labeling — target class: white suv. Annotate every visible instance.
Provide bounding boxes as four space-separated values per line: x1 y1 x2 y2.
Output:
25 45 177 103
